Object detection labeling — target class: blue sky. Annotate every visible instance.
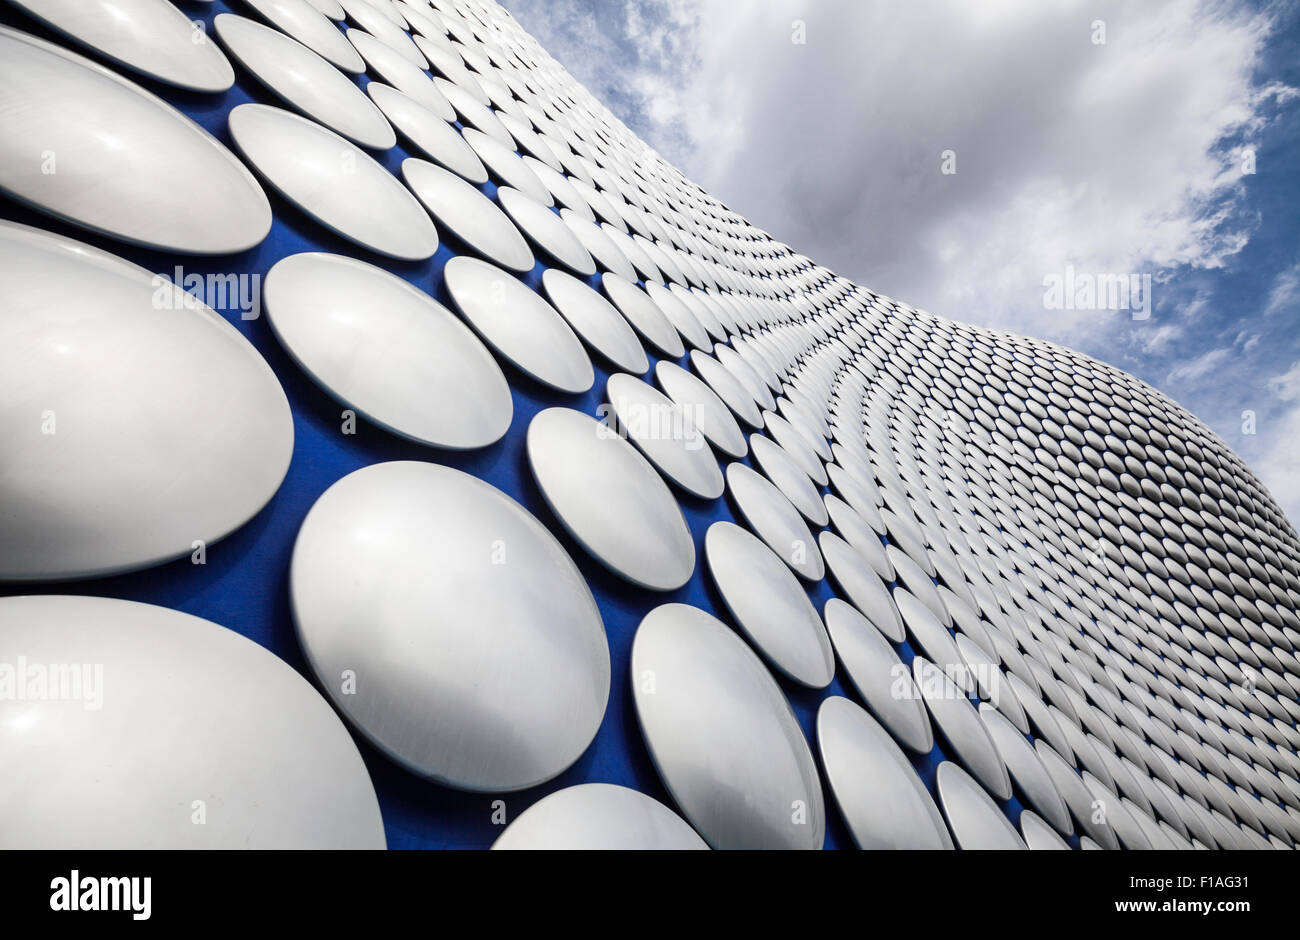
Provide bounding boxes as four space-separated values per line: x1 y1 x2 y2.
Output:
503 0 1300 526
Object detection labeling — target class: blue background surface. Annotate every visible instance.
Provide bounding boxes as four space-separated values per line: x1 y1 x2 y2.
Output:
0 0 1051 849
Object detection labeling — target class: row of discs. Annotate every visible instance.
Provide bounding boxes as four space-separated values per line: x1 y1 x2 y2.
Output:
1 0 1298 851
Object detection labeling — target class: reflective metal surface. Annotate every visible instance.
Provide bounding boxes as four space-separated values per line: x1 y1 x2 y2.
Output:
11 0 235 91
606 373 722 498
1020 810 1072 850
0 595 385 848
0 27 270 253
648 280 711 350
887 545 949 626
631 603 825 849
764 410 828 484
726 462 825 582
442 255 593 394
544 273 649 375
562 208 638 281
716 343 773 408
369 82 487 183
402 157 532 271
705 521 835 688
215 13 393 149
1039 740 1121 849
894 587 964 673
750 433 829 526
1082 772 1154 850
491 784 707 850
820 532 905 642
305 0 345 16
442 85 515 149
979 703 1073 835
526 408 695 591
692 350 763 427
228 103 438 260
464 127 552 201
817 696 953 849
655 360 748 459
0 221 291 581
347 26 452 120
339 0 424 66
497 186 596 277
956 633 1030 734
243 0 363 73
823 599 933 752
291 461 610 791
915 657 1013 801
824 494 893 580
263 252 511 450
936 761 1028 850
603 273 686 359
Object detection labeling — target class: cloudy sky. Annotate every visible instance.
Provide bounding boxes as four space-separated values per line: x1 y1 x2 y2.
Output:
503 0 1300 526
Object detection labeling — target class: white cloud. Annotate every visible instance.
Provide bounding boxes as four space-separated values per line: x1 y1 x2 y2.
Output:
1251 400 1300 528
509 0 1279 338
1246 337 1300 528
1139 323 1182 354
1165 346 1235 386
1268 360 1300 402
504 0 1296 522
1264 258 1300 316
